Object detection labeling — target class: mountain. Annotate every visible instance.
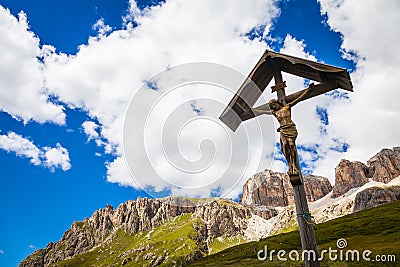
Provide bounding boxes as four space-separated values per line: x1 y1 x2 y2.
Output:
20 146 400 266
259 147 400 235
19 197 258 266
269 177 400 235
353 184 400 212
332 147 400 197
188 200 400 267
239 170 332 207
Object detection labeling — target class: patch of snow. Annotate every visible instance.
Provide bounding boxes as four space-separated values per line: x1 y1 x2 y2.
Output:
388 176 400 186
244 214 276 241
309 179 397 224
247 177 400 238
309 191 334 210
310 179 389 211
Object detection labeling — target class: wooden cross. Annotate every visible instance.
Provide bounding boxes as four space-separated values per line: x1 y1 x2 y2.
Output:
220 50 352 267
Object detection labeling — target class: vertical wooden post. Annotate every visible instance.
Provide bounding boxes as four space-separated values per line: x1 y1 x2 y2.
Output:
291 150 320 266
273 68 320 267
273 66 287 106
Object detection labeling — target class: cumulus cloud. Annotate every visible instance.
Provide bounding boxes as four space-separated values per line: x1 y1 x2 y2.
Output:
0 132 41 165
82 120 100 140
106 156 137 188
92 18 112 37
312 0 400 180
4 0 396 193
0 6 65 124
43 143 71 171
0 132 71 171
41 0 281 197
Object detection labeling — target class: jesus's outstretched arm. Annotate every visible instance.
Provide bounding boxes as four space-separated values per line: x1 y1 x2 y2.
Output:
288 83 314 107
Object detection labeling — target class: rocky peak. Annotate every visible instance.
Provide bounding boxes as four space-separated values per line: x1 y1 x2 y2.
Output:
367 147 400 183
332 159 369 198
353 185 400 212
194 200 251 242
20 196 197 267
303 174 333 202
239 170 289 207
239 170 332 207
332 147 400 198
20 197 257 267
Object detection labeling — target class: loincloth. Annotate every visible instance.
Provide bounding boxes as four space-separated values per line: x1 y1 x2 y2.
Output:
279 123 298 139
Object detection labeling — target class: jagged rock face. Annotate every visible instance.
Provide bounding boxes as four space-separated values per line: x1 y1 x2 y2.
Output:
353 186 400 212
240 170 332 207
20 197 197 267
193 200 251 245
303 175 333 202
332 160 369 198
250 205 278 220
269 206 295 234
332 147 400 198
20 197 255 267
311 196 355 224
367 147 400 183
240 171 289 207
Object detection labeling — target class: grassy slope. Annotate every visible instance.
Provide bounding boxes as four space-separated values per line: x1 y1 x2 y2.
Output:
189 201 400 267
50 213 204 267
48 199 248 267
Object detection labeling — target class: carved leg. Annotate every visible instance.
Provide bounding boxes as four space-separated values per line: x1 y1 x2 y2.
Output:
291 144 299 175
280 138 293 175
288 140 301 185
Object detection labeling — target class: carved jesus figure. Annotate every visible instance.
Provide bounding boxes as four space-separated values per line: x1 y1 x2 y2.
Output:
253 85 312 178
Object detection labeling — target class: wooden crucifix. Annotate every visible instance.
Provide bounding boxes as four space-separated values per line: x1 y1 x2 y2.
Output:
219 50 352 267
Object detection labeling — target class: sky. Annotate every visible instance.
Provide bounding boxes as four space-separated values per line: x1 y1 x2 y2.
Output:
0 0 399 265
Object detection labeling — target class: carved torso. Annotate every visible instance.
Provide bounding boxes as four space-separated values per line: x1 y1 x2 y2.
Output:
273 104 294 127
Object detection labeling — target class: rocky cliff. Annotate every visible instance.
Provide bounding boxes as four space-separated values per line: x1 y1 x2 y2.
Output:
239 170 332 207
367 147 400 183
332 159 369 197
20 197 196 267
332 147 400 197
242 147 400 235
20 147 400 267
19 197 260 267
353 185 400 212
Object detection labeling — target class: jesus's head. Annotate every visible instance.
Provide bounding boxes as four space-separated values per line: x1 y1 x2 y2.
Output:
268 99 282 111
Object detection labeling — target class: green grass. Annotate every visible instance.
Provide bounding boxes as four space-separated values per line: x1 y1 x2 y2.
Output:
29 200 400 267
50 213 207 267
188 201 400 267
272 216 298 235
209 235 247 255
215 199 243 208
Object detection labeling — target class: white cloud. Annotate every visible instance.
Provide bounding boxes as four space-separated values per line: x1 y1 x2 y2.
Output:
0 6 65 124
92 18 112 37
312 0 400 180
40 0 281 197
0 131 71 171
106 156 137 188
0 132 41 165
43 143 71 171
5 0 396 194
0 249 4 254
82 120 99 140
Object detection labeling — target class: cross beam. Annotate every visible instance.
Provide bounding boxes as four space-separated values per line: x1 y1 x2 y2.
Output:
219 50 353 267
219 50 352 132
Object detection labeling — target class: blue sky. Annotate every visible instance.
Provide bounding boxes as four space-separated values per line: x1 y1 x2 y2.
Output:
0 0 399 266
